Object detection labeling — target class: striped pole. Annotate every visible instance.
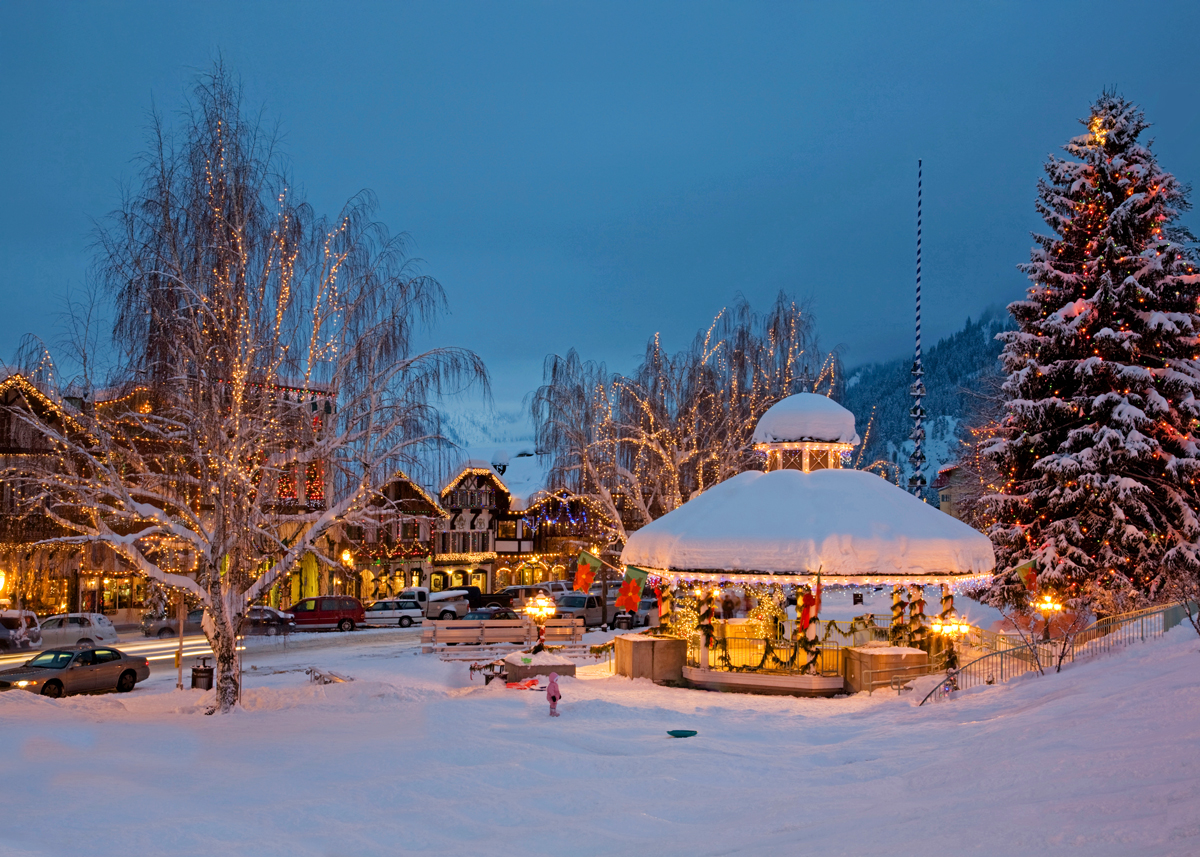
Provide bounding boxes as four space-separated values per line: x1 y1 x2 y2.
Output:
908 160 927 494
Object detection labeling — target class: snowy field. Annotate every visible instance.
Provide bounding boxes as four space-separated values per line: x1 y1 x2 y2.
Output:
1 626 1198 857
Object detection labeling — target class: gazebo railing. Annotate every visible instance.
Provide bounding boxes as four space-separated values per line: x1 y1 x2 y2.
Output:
686 633 847 677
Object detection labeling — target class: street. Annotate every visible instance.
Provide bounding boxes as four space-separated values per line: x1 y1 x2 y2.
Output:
0 625 424 672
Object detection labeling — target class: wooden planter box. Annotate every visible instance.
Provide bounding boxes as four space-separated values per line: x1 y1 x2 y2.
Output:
505 660 577 682
843 645 929 694
614 634 687 683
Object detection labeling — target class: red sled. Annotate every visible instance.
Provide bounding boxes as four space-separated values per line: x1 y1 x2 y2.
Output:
505 678 539 690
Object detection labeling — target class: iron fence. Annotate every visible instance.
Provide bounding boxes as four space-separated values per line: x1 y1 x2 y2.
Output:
919 601 1193 706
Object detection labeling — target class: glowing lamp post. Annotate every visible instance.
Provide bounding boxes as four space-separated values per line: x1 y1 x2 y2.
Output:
931 617 970 673
338 550 355 596
527 592 557 650
1033 593 1063 641
527 592 557 625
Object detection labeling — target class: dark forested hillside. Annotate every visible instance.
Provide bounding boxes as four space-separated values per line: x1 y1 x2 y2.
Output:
842 306 1011 498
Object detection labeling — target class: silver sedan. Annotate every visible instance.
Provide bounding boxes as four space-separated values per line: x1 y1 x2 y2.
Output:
0 647 151 698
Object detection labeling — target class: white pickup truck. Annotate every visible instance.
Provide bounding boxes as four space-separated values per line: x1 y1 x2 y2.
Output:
401 587 470 621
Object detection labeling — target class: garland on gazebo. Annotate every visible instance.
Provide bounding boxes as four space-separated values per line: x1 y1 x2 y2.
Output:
706 614 880 674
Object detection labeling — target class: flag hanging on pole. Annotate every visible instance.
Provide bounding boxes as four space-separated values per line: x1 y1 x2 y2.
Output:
575 550 601 593
615 566 649 611
1014 559 1038 592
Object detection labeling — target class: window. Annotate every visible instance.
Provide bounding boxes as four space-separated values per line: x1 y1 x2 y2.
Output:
320 598 339 611
480 533 489 552
398 601 419 610
94 650 121 663
73 651 96 667
497 520 516 539
808 450 832 471
68 617 86 627
340 598 357 610
292 600 315 613
41 618 62 630
401 522 418 540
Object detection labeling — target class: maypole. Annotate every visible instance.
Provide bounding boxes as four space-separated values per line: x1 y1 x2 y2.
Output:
908 159 927 496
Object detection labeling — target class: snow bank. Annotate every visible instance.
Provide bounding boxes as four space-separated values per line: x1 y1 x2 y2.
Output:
752 392 861 445
621 468 995 576
1 622 1198 855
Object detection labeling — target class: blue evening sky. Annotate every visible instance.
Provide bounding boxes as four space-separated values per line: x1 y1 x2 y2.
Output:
3 1 1199 410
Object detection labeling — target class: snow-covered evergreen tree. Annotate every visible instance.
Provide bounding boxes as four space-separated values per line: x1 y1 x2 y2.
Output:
985 93 1200 610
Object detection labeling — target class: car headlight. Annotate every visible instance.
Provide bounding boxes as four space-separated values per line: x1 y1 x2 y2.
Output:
15 680 36 688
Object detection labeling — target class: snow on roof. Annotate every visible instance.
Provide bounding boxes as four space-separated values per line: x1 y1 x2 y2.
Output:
752 393 860 446
620 468 994 577
442 445 549 511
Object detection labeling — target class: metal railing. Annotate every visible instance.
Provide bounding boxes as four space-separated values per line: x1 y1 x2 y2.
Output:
918 601 1193 706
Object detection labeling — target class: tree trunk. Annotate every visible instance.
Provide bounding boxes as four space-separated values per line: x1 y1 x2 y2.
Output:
203 562 240 713
207 617 240 713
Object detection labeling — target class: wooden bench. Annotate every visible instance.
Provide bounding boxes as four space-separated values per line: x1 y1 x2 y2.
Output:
420 617 584 654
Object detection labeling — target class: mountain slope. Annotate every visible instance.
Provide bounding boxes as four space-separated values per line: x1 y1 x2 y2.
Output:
842 306 1011 497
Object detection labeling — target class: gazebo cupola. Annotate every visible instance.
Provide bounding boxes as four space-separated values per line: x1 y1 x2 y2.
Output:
752 393 861 473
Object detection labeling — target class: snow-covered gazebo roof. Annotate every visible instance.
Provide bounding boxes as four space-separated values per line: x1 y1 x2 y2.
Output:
752 393 860 446
620 468 995 586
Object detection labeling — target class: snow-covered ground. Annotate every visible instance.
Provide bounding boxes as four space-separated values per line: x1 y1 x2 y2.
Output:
2 625 1198 856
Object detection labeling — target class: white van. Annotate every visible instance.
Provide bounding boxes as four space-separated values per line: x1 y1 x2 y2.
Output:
38 613 120 647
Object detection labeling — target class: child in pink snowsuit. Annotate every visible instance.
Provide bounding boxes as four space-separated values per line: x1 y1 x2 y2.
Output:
546 672 561 716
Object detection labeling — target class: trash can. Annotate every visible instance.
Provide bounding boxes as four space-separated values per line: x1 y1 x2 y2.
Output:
191 656 214 690
614 614 633 631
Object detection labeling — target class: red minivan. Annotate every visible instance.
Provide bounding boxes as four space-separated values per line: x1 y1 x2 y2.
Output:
289 596 365 632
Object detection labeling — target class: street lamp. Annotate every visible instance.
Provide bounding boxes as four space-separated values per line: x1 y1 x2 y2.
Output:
931 616 971 674
1033 593 1062 641
527 592 557 625
526 592 557 651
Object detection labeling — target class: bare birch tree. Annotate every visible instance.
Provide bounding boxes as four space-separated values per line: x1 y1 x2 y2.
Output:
13 64 486 712
532 293 838 551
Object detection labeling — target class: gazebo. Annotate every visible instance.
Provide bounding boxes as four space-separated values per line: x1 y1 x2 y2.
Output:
619 393 995 695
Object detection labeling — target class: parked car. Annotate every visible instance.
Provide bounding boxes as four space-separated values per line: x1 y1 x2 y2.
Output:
554 593 609 627
289 596 365 631
0 610 41 652
443 586 514 610
363 598 424 627
502 585 555 609
464 607 523 621
142 608 205 638
615 596 660 628
240 606 295 636
587 582 621 601
400 587 470 621
38 613 120 647
0 646 150 697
